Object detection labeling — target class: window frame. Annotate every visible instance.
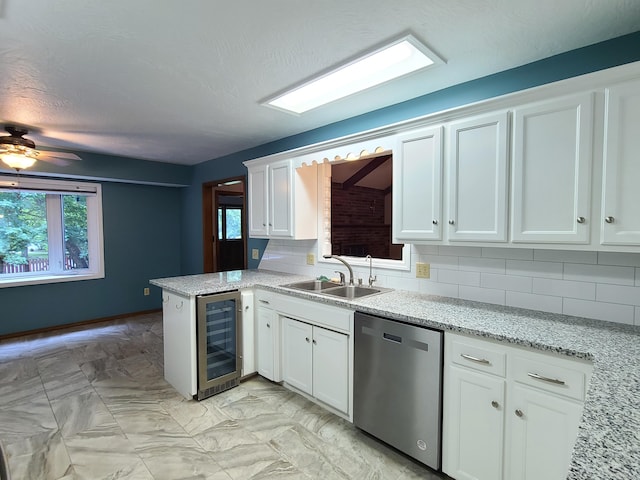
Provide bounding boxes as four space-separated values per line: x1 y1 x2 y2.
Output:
0 175 105 288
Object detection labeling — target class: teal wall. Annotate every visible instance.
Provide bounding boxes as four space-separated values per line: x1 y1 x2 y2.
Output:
182 31 640 273
0 149 191 186
0 172 184 336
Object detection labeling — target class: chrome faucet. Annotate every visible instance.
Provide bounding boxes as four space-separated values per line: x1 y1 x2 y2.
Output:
323 255 354 285
366 255 377 287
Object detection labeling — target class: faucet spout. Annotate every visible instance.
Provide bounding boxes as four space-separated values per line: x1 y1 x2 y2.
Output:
323 255 354 286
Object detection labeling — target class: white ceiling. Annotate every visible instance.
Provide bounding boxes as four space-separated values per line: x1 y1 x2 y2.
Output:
1 1 639 166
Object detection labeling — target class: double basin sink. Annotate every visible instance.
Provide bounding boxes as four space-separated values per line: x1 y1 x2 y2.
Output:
282 280 391 299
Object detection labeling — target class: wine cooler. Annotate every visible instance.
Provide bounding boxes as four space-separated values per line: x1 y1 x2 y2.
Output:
196 290 242 400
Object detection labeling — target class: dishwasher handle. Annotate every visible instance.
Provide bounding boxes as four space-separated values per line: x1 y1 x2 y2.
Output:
383 332 402 343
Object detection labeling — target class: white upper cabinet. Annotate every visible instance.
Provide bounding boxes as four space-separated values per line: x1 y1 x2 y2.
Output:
447 112 509 242
393 126 443 241
268 160 293 236
601 79 640 245
247 164 268 237
511 93 594 244
246 159 317 239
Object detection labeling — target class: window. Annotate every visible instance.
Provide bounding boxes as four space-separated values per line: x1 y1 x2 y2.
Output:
217 205 243 240
0 176 104 287
315 155 411 272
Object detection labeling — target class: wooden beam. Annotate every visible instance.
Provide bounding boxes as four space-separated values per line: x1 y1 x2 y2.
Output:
341 155 391 189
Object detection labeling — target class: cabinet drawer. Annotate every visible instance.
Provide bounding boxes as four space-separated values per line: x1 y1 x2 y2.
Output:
451 337 506 377
511 354 588 401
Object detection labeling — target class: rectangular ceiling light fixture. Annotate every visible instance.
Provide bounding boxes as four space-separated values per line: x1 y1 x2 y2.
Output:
264 34 444 115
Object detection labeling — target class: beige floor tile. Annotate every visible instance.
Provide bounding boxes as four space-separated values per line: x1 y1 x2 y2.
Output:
0 313 449 480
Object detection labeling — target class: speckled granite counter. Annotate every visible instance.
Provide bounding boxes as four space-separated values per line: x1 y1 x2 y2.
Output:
149 270 308 296
151 270 639 480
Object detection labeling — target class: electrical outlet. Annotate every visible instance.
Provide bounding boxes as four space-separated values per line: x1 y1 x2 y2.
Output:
252 248 259 260
416 262 431 279
143 287 150 296
306 253 315 265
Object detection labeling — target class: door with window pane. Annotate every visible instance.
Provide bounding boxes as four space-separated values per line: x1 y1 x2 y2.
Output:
216 193 245 271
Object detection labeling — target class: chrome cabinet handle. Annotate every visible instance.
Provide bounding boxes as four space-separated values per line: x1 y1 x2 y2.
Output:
259 299 270 305
515 409 524 418
449 220 455 225
491 401 500 409
576 216 586 224
527 372 566 385
605 216 614 224
312 339 317 345
266 323 270 328
305 337 310 343
460 353 491 365
432 219 438 225
262 223 266 227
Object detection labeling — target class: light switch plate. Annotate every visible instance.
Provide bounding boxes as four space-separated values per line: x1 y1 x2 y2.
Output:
416 262 431 279
306 253 315 265
143 287 150 296
252 248 259 260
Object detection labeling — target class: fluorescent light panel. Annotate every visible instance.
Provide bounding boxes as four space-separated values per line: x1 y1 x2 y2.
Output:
265 35 442 114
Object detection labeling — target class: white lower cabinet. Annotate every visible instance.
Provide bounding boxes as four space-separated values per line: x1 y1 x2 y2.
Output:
161 290 197 398
255 295 280 382
445 366 505 480
443 332 592 480
281 318 313 393
253 289 354 418
240 290 255 377
506 384 584 480
282 317 349 414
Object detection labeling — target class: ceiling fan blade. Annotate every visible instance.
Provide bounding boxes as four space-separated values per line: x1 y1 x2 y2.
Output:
35 156 71 167
37 150 82 161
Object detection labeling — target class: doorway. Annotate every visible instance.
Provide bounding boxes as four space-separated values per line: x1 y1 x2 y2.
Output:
202 176 246 273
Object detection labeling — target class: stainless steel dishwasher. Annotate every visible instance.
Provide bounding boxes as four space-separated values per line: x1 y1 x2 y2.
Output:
354 311 443 470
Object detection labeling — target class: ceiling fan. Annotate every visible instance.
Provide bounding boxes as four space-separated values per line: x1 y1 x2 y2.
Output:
0 125 82 171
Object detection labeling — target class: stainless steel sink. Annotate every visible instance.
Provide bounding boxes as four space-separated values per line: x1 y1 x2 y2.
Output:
283 281 391 299
322 285 383 299
283 280 340 291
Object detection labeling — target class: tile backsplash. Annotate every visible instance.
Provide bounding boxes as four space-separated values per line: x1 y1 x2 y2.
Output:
259 240 640 326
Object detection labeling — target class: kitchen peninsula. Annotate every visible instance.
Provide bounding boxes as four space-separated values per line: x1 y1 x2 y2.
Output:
151 269 639 480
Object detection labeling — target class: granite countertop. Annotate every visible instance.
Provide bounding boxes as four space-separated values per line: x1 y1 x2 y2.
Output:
149 270 308 296
151 270 640 480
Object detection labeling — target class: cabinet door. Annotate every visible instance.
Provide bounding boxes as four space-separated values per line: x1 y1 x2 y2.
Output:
247 165 269 237
511 94 593 243
506 384 584 480
240 290 255 377
443 366 505 480
269 160 293 237
162 291 197 399
312 326 349 414
447 112 509 242
256 305 276 380
281 318 313 395
393 126 443 241
601 79 640 245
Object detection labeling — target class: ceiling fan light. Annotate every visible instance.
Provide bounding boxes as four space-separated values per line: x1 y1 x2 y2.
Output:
1 153 37 170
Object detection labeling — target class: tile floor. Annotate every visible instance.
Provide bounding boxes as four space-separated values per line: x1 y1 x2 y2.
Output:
0 312 449 479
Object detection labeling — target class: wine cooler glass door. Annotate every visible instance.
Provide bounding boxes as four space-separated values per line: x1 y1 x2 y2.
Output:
197 291 242 397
